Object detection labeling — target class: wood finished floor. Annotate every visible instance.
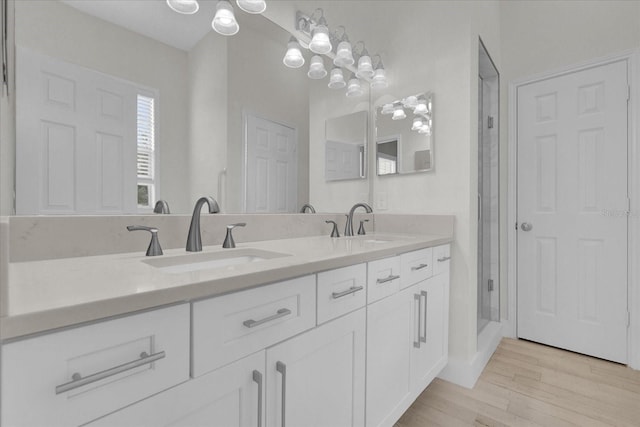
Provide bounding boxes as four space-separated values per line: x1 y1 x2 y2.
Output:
395 338 640 427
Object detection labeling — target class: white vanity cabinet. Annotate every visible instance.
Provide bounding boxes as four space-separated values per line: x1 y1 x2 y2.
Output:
1 304 190 427
367 245 450 427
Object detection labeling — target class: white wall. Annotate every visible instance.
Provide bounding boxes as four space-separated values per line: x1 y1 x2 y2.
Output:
12 0 191 212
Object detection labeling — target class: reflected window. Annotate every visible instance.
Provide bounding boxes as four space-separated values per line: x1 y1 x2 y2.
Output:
137 94 156 209
376 138 399 176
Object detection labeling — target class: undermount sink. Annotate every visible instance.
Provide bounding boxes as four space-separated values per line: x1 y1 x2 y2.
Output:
142 248 290 274
356 234 414 244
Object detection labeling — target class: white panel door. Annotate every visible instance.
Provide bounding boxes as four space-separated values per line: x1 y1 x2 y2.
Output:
16 48 138 214
245 114 297 213
517 60 628 363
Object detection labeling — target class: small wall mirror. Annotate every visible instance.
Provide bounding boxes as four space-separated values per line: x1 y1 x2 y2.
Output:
325 111 367 182
375 92 434 176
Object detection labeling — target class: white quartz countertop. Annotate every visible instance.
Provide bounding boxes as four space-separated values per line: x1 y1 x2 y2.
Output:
2 232 452 340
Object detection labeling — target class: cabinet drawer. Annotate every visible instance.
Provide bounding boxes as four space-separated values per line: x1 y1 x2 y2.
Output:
192 275 315 377
433 244 451 276
317 263 366 324
367 256 401 304
1 304 190 427
400 248 433 289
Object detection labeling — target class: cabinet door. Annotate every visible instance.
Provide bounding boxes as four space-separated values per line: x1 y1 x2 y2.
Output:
266 309 365 427
86 351 265 427
410 272 449 393
366 287 416 427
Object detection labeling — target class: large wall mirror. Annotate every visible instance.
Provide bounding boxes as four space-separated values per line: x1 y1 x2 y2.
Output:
375 92 434 176
324 111 367 182
11 0 316 215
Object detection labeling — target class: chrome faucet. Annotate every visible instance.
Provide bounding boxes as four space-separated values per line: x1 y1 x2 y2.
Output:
186 196 220 252
345 202 372 236
153 200 170 214
127 225 163 256
300 203 316 213
222 223 246 248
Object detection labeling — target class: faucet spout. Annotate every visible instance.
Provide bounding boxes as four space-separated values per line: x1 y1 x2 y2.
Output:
153 200 170 214
299 203 316 213
345 202 373 236
186 196 220 252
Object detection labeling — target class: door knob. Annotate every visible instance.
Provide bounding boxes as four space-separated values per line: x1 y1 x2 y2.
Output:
520 222 533 232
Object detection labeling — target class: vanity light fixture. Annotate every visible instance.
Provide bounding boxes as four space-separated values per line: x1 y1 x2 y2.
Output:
403 95 418 108
381 103 394 115
236 0 266 14
370 55 388 89
283 36 305 68
328 67 346 89
309 9 332 54
212 0 239 36
333 27 354 67
346 74 364 97
308 55 327 79
355 42 374 79
413 99 428 115
392 104 406 120
166 0 200 14
411 116 424 131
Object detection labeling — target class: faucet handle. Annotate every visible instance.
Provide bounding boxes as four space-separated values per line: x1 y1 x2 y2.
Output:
223 223 246 248
357 219 370 235
325 220 340 238
127 225 163 256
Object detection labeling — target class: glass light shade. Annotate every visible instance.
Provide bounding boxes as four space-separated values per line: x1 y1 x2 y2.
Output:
212 1 239 35
411 117 424 130
381 103 394 115
356 55 374 79
419 124 432 135
403 95 418 108
166 0 199 14
328 68 346 89
283 39 305 68
309 25 332 54
370 68 388 89
334 41 355 66
413 101 428 115
392 106 406 120
236 0 266 14
308 55 327 79
346 77 363 97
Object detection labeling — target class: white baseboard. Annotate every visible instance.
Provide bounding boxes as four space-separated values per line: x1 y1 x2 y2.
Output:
437 321 503 389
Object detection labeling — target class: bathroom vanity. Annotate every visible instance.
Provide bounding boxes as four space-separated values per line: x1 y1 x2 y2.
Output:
0 221 451 427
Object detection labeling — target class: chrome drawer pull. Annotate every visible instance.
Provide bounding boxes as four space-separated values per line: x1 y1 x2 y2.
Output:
332 285 364 299
376 274 400 284
413 294 421 349
276 361 287 427
411 263 429 271
253 370 263 427
437 256 451 262
243 308 291 328
55 351 166 395
420 290 428 343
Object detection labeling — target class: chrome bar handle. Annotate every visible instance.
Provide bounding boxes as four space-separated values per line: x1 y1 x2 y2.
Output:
276 361 287 427
437 256 451 262
55 351 166 395
411 263 429 271
376 274 400 284
332 285 364 299
252 370 263 427
420 291 428 343
413 294 421 349
243 308 291 328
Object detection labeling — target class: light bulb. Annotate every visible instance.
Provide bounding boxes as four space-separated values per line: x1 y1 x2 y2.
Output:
308 55 327 79
236 0 266 14
392 106 406 120
346 77 363 97
166 0 199 14
212 0 239 36
283 38 305 68
328 68 346 89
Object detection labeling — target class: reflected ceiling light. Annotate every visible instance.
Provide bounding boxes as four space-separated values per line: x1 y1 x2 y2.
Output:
308 55 327 79
403 95 418 108
328 67 346 89
309 9 332 54
392 104 406 120
166 0 200 14
333 27 354 67
413 100 428 115
355 42 374 79
381 103 394 115
212 0 239 36
346 74 363 97
283 37 305 68
411 116 424 131
370 55 388 89
419 124 432 135
236 0 266 14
